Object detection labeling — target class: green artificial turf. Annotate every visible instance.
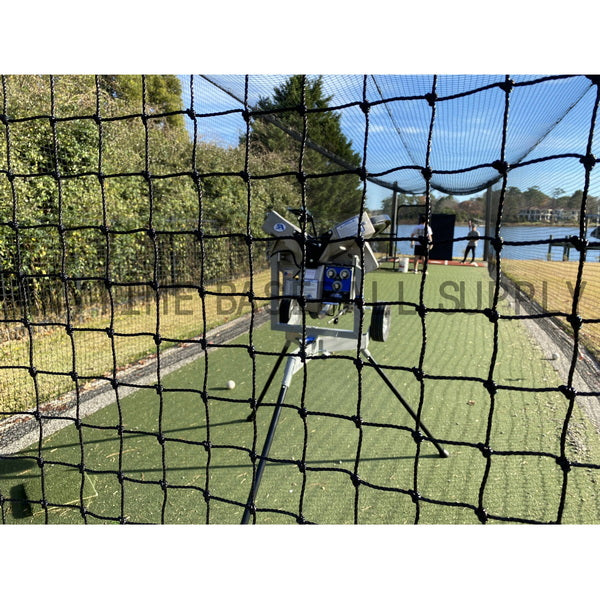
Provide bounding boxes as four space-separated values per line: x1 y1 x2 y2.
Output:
2 264 600 524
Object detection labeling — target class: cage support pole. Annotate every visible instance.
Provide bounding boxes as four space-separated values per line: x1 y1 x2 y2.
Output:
484 186 493 263
388 182 398 263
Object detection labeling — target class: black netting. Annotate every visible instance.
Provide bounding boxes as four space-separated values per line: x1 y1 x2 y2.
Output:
1 74 599 525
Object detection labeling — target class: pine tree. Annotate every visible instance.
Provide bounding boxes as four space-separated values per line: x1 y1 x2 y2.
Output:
248 75 363 228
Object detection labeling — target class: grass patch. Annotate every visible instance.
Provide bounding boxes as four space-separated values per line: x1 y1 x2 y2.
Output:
0 270 272 415
2 265 600 524
501 259 600 360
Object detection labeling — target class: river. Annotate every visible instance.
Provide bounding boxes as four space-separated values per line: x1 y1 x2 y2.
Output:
394 224 600 262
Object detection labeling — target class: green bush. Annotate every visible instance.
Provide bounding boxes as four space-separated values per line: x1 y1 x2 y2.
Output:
0 75 300 315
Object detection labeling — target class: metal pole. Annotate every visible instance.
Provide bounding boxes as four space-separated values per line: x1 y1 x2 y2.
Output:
483 186 493 264
388 183 398 264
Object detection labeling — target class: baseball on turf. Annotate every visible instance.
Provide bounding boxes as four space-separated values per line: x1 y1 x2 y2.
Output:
227 380 236 390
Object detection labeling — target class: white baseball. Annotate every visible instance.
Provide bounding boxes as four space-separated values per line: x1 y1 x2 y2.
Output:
227 380 236 390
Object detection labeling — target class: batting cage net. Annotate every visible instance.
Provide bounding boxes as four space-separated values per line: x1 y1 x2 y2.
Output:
0 74 599 524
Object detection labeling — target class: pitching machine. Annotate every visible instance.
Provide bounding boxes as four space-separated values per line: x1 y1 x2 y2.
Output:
241 208 448 523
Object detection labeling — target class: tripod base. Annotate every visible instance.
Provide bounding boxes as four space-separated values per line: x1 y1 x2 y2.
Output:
241 334 448 524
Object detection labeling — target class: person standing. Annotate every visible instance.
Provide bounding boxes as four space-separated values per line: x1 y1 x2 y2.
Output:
410 215 433 273
461 222 480 263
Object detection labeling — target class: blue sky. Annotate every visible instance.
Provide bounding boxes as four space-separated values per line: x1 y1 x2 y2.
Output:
179 74 599 211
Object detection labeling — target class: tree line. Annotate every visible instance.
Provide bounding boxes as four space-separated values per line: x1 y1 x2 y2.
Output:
0 75 359 314
18 74 594 315
380 186 598 224
0 75 367 309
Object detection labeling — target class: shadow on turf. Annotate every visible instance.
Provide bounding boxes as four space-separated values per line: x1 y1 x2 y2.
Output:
0 456 37 476
8 484 33 518
14 415 442 473
0 459 36 519
27 418 248 453
132 453 443 471
374 265 410 275
20 454 440 476
2 449 439 480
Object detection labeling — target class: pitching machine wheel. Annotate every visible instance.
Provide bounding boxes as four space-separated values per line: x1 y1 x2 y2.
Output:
279 298 294 323
370 304 391 342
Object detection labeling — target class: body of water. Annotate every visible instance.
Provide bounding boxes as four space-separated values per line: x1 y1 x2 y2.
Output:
394 224 600 262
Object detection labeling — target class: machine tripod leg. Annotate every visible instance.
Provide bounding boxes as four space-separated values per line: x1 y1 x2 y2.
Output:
362 349 449 458
246 340 292 422
242 351 303 524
